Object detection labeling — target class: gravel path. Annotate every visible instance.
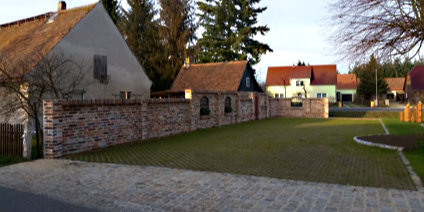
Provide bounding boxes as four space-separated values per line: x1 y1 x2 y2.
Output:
0 159 424 211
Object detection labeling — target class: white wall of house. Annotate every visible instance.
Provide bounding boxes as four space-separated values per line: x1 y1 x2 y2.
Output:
51 3 151 100
309 85 336 103
266 79 336 102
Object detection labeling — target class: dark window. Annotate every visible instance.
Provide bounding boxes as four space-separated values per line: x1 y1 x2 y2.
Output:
246 77 250 88
94 55 107 80
224 96 232 113
291 97 303 107
200 96 210 115
120 91 131 100
296 80 304 87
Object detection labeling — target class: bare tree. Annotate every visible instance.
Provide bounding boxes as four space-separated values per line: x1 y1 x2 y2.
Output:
303 84 308 99
281 78 287 98
0 52 90 157
329 0 424 61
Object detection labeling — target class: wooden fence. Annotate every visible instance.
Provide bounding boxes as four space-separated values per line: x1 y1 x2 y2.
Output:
0 123 24 157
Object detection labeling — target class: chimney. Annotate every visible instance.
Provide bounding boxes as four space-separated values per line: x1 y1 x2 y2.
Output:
58 1 67 11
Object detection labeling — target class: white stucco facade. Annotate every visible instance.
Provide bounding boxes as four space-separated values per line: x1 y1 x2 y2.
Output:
267 79 336 102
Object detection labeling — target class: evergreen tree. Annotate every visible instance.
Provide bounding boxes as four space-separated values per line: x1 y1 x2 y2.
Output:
353 55 388 100
101 0 121 24
197 0 272 64
158 0 197 89
121 0 163 91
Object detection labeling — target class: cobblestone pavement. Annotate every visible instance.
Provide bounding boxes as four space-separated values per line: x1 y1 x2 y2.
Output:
0 159 423 211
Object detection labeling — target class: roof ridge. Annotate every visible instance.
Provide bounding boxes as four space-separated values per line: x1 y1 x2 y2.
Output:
0 2 98 29
58 2 98 14
190 60 248 67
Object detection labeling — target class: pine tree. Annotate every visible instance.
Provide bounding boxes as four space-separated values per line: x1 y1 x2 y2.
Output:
158 0 197 89
197 0 272 64
354 55 388 100
121 0 163 91
101 0 121 24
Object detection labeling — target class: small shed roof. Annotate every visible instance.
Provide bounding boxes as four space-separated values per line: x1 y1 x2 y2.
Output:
170 61 250 92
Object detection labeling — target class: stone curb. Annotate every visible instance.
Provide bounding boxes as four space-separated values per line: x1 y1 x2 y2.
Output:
354 119 424 191
353 135 403 151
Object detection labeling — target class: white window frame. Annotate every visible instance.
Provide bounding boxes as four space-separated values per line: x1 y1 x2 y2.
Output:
317 93 327 98
274 93 284 99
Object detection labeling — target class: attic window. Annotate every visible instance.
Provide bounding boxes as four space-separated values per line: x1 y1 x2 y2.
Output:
296 80 304 87
246 77 250 88
94 55 108 83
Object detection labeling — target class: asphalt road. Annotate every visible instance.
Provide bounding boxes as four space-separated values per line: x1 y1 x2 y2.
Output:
0 186 97 212
330 107 404 112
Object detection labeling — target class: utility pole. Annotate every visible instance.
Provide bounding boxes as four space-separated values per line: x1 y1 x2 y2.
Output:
375 67 378 107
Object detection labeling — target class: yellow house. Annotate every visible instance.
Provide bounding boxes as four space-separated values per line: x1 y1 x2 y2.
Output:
266 65 338 102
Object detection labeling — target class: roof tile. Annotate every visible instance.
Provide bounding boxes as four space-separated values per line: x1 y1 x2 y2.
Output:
0 3 97 76
170 61 249 92
385 78 405 91
337 74 357 89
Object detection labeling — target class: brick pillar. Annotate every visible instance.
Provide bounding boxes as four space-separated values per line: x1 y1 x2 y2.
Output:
189 94 197 131
235 93 241 123
417 101 422 123
43 100 63 159
140 100 149 140
323 98 329 118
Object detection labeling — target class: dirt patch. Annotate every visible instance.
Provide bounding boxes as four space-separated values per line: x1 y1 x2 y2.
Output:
358 135 424 150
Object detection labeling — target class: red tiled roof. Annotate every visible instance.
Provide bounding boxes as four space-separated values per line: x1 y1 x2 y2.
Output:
170 61 249 92
385 78 405 91
407 66 424 90
0 3 97 79
265 67 291 86
266 64 337 86
289 66 311 79
337 74 357 89
310 65 337 85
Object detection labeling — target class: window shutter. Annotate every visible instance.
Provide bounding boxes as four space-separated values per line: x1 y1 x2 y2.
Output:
94 55 107 79
94 55 101 79
101 56 107 78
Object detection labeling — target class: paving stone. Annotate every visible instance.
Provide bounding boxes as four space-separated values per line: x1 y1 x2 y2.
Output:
0 159 423 211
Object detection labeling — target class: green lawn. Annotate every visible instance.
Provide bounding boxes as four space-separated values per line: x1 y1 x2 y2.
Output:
69 118 415 190
382 119 424 183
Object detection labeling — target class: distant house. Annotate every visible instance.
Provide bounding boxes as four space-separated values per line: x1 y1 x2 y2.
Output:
0 1 151 124
265 65 338 102
385 78 405 102
169 61 262 92
405 66 424 103
0 1 151 100
336 74 358 102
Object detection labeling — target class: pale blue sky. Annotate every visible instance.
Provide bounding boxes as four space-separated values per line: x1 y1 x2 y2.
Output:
0 0 347 82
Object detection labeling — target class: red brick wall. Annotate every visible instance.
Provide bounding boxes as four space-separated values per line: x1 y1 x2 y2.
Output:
43 92 329 158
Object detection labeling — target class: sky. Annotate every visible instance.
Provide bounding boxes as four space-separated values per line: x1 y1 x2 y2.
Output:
0 0 346 83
